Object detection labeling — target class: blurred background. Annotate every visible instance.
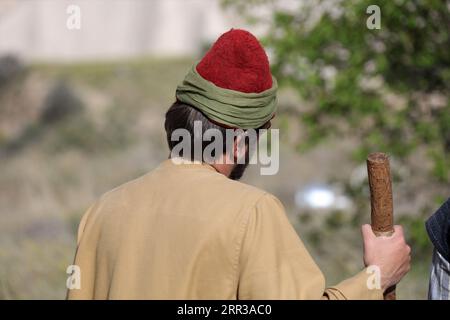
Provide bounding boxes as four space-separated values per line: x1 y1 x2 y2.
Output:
0 0 448 299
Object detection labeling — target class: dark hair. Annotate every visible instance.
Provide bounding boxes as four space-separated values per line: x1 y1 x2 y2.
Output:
164 101 269 162
164 101 227 161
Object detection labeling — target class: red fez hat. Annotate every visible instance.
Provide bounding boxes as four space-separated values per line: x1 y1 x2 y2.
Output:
196 29 273 94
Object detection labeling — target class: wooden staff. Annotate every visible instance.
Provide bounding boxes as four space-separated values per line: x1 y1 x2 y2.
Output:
366 152 396 300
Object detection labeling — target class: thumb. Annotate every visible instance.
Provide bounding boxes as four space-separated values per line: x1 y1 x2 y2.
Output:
361 224 376 240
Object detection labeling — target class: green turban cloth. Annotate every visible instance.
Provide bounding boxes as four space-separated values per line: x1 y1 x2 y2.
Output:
175 63 278 129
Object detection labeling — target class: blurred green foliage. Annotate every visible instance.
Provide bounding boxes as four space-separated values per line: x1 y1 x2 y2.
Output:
398 214 432 256
225 0 449 183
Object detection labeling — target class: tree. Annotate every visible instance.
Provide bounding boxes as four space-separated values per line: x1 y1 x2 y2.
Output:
224 1 449 258
225 0 449 189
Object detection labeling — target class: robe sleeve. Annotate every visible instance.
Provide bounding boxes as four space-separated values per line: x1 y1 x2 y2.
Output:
237 194 383 300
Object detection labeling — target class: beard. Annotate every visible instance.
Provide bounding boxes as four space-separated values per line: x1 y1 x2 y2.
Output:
229 144 254 180
229 162 249 181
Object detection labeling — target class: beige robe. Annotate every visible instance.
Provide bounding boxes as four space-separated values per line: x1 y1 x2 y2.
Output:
67 159 383 300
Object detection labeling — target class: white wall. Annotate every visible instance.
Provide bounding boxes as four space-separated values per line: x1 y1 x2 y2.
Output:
0 0 250 62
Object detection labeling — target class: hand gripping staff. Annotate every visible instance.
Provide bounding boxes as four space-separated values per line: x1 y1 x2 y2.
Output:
367 152 396 300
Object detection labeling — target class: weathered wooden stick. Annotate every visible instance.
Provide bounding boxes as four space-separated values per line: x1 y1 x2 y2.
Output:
367 152 396 300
